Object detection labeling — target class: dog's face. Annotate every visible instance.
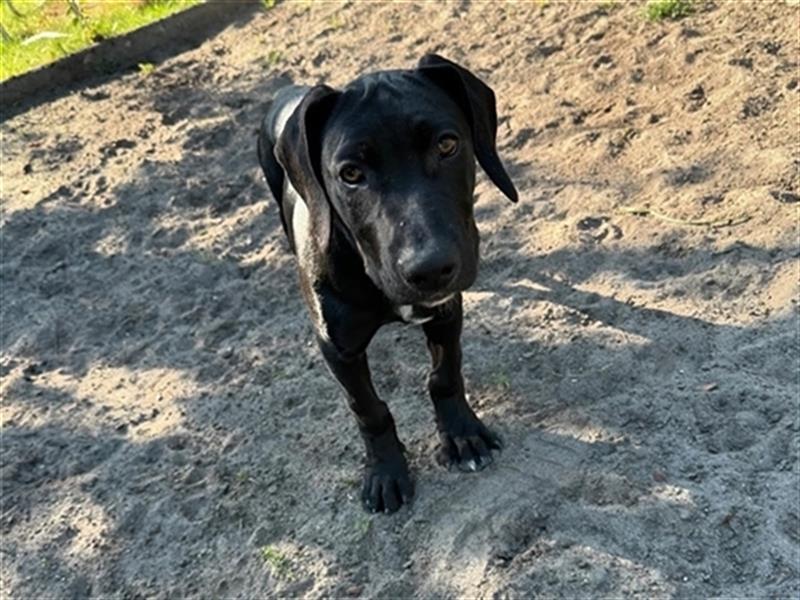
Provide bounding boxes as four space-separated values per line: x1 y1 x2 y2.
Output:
320 74 480 305
276 55 518 306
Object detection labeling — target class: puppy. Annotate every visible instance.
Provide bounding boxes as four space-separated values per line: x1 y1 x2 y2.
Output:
257 54 518 513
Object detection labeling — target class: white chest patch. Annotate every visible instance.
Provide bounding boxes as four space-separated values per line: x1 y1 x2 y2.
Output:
396 304 434 324
395 294 455 325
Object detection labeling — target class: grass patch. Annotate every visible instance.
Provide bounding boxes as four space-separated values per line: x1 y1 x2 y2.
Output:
353 514 372 539
137 61 155 76
328 12 346 30
265 49 282 65
0 0 202 82
644 0 694 21
490 370 511 391
260 545 294 580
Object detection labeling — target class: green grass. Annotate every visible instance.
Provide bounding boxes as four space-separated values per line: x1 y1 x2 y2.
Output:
490 369 511 391
0 0 202 82
644 0 694 21
260 545 294 580
353 514 372 539
137 60 155 76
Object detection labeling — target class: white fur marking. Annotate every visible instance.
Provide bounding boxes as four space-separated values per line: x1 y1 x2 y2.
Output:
397 305 415 320
292 194 311 259
274 96 303 139
292 197 329 342
397 305 434 324
419 294 456 308
308 289 330 343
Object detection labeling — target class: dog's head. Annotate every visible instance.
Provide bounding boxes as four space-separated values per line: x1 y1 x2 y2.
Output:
275 54 518 305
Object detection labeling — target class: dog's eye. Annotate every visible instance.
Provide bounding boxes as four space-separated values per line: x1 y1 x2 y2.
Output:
339 165 365 185
437 135 459 158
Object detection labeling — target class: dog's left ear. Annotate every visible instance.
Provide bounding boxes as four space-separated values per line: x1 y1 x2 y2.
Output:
417 54 518 203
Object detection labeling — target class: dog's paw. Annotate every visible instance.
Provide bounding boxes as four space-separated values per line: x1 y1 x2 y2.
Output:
436 416 503 473
361 456 414 514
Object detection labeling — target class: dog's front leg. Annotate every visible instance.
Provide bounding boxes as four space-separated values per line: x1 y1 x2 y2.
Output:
423 295 503 472
318 341 413 513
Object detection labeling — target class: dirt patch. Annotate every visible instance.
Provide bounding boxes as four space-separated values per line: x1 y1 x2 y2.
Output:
1 1 798 598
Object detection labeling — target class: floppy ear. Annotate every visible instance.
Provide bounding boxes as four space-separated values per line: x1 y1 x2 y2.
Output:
274 85 341 255
417 54 518 203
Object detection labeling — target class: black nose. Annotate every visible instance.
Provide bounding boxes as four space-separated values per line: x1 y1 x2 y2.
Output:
400 250 459 291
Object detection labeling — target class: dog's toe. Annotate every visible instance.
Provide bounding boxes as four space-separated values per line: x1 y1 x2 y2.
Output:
468 435 493 465
437 422 502 473
361 474 378 512
382 483 402 513
361 462 414 514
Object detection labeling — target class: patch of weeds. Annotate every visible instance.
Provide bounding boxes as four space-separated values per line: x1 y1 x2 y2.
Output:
340 473 360 488
490 370 511 391
266 49 282 65
261 0 277 8
192 247 218 265
138 61 155 76
234 469 252 486
328 13 346 30
644 0 693 21
254 50 282 69
260 546 294 580
353 514 372 540
270 366 291 381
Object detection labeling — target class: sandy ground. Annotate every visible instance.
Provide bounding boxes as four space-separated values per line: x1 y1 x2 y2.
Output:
1 1 799 598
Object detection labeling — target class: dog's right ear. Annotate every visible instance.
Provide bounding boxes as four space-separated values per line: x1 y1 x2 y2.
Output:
275 85 340 256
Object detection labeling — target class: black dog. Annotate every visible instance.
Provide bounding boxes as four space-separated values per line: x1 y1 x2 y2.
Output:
257 54 518 513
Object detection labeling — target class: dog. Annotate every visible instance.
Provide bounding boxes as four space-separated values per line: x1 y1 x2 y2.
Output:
257 54 518 513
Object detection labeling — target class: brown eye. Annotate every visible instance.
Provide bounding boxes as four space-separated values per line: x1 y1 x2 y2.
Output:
437 135 459 158
340 165 365 185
